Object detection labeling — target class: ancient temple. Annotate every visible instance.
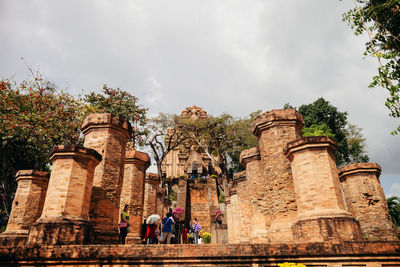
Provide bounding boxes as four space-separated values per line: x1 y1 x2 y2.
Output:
0 109 399 266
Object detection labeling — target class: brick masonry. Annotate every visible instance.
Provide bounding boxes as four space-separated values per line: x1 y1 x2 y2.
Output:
339 162 398 240
251 109 304 242
142 172 159 221
81 113 132 243
285 136 363 242
119 149 150 244
1 242 400 266
27 145 101 245
0 170 49 245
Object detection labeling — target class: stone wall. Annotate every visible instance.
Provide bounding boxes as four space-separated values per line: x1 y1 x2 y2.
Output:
1 242 400 266
233 171 251 243
188 178 218 234
339 162 398 240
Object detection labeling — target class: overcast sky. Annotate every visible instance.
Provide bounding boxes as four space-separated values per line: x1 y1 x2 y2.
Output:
1 0 399 196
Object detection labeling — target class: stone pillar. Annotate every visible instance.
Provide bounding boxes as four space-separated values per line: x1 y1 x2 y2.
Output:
240 147 268 243
27 145 102 245
176 178 187 212
339 163 397 240
251 109 304 242
0 170 49 245
233 171 250 243
81 113 132 243
156 187 168 217
228 186 240 243
120 150 150 244
285 137 362 242
142 173 159 220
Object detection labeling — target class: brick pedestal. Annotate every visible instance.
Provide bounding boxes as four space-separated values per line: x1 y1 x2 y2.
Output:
0 170 49 245
120 150 150 244
27 145 101 245
339 162 398 240
285 137 362 242
81 113 132 243
240 147 268 243
251 109 303 242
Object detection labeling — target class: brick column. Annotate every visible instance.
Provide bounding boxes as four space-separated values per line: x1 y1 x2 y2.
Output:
339 163 397 240
120 150 150 244
251 109 304 242
81 113 132 243
0 170 49 245
142 173 159 221
27 145 101 245
240 147 268 243
227 185 239 243
156 187 168 217
285 137 362 242
233 171 250 243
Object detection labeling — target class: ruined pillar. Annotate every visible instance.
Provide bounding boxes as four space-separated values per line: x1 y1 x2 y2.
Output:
156 187 168 217
251 109 303 242
240 147 268 243
0 170 49 245
285 137 362 242
176 178 187 213
27 145 101 245
81 113 132 243
228 185 240 243
339 162 397 240
120 150 150 244
142 173 159 220
233 171 250 243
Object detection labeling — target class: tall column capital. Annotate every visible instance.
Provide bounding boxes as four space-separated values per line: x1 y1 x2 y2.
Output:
240 147 260 168
81 113 132 139
251 109 304 137
284 136 337 160
338 162 381 182
125 150 151 170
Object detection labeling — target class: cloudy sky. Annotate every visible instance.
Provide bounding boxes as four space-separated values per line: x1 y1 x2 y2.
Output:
1 0 399 196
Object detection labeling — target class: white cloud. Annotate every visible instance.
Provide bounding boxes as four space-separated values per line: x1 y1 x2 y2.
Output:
388 183 400 198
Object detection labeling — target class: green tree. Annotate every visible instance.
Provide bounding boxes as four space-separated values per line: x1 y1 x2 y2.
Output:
296 98 369 166
387 196 400 227
0 75 83 211
142 113 189 185
343 0 400 134
179 112 259 193
83 85 148 147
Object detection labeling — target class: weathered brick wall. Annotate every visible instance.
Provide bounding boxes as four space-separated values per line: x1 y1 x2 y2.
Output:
119 150 150 244
240 147 268 243
81 113 132 243
189 178 218 234
142 173 159 220
27 145 101 245
251 109 304 242
285 137 362 242
2 170 49 236
176 178 187 211
227 186 240 243
339 162 398 240
233 171 251 243
2 242 400 266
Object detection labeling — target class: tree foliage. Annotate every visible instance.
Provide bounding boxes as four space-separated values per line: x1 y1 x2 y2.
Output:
83 85 148 146
294 98 369 166
142 113 189 184
0 74 84 211
387 196 400 227
343 0 400 134
179 112 259 192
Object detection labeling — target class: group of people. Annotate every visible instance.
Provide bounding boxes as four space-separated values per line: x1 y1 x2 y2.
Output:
118 205 202 245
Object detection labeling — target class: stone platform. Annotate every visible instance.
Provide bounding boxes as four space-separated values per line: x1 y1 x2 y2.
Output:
1 242 400 266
